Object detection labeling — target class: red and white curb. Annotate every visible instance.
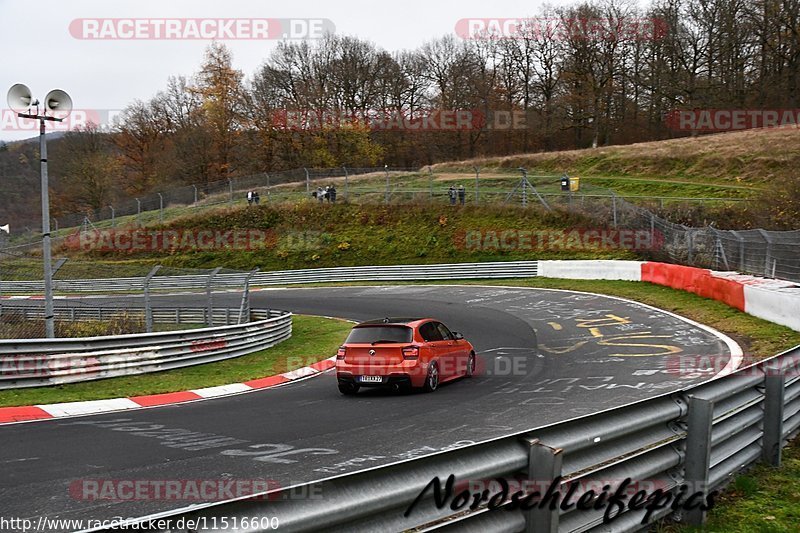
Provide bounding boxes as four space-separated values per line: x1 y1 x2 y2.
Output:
0 356 335 425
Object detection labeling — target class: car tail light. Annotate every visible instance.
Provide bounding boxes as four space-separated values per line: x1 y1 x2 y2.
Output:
402 346 419 360
336 346 346 360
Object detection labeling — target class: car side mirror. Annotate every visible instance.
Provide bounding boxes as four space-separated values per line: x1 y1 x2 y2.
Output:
453 332 464 340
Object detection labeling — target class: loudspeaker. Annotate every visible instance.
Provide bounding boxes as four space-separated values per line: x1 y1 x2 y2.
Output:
44 89 73 118
7 84 33 113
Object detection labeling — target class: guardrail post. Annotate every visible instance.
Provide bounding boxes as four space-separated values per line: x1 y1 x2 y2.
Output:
143 265 161 333
683 395 714 526
520 436 562 533
762 369 786 467
206 267 222 326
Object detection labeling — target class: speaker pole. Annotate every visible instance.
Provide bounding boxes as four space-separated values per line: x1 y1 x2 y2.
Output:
37 117 55 337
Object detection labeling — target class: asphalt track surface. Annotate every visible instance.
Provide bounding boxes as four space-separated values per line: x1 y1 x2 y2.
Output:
0 285 737 530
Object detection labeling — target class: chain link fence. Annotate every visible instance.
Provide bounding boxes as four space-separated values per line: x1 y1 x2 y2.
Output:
0 260 260 339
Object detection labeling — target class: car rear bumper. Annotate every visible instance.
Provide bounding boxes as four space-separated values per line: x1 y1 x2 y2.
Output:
336 361 427 388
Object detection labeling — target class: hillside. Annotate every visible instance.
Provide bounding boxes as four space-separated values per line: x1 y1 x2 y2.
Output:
433 127 800 186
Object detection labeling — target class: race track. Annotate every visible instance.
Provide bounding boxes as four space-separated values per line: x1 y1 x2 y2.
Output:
0 285 738 528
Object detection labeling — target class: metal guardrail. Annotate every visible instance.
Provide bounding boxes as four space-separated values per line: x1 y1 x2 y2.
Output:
3 305 264 327
0 261 540 293
0 309 291 389
98 346 798 533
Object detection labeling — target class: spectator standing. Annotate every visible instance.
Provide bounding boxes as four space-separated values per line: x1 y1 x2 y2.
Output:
254 191 260 205
457 185 466 205
247 190 253 206
448 186 457 206
329 185 337 203
317 187 325 203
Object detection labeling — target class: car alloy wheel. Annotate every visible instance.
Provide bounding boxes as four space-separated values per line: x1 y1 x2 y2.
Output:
424 362 439 392
466 352 475 377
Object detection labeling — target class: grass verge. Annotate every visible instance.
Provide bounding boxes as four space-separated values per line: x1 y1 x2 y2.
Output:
0 314 352 408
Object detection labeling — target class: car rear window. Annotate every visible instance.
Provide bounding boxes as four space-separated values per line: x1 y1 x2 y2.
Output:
346 326 413 344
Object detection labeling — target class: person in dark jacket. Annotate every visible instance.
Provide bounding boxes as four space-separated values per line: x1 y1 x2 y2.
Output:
457 185 466 205
448 186 457 205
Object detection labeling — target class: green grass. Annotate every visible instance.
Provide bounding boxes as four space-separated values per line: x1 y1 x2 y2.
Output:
0 314 352 408
665 442 800 532
46 203 642 272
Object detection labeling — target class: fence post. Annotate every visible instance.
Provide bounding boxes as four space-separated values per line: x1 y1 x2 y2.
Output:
157 193 164 224
520 436 562 533
384 165 390 204
238 268 259 324
228 179 233 207
612 194 618 228
265 173 271 201
136 198 141 226
108 205 115 227
757 229 774 278
52 218 58 233
206 267 222 327
342 166 349 202
304 167 310 193
730 230 745 272
762 367 786 466
428 166 434 202
192 184 198 205
473 166 480 203
143 265 161 334
683 395 714 526
686 228 694 264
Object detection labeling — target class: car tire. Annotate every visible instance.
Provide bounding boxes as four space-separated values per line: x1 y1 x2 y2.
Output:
423 361 439 393
466 352 476 377
338 383 359 395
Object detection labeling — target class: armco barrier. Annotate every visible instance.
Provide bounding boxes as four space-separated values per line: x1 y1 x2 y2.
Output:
90 346 800 533
0 309 291 389
0 261 540 293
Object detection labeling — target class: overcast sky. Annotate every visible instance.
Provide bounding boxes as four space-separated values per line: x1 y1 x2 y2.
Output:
0 0 586 141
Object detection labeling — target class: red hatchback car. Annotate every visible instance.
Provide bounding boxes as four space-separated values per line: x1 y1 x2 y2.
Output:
336 317 476 395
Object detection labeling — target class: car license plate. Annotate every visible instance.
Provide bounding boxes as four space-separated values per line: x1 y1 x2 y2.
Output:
360 375 383 383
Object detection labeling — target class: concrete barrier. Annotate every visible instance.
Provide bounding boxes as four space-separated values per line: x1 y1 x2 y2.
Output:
537 259 643 281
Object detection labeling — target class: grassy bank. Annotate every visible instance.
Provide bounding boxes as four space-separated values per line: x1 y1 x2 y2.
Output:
53 203 641 272
0 314 352 407
433 127 800 186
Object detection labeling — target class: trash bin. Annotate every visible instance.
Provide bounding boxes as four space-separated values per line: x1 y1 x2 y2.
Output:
570 177 580 191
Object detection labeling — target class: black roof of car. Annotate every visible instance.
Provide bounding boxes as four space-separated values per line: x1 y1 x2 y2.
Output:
357 317 426 326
